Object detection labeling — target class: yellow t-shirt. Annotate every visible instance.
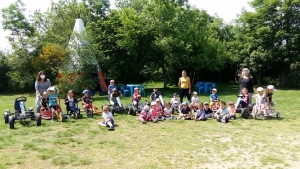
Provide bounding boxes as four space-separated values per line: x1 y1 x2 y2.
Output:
180 77 190 89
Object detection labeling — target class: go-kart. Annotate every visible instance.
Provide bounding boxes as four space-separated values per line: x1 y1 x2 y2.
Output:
41 98 66 122
66 99 82 119
235 93 253 119
4 96 41 129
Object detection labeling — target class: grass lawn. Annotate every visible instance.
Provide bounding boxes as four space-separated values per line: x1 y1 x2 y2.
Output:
0 83 300 169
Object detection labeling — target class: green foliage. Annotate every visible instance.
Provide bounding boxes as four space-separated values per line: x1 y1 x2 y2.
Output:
0 51 10 93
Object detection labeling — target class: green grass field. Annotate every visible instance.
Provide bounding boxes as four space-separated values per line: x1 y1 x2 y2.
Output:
0 83 300 169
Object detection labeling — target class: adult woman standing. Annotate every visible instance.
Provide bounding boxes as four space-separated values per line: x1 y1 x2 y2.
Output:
239 68 255 105
178 70 191 103
35 70 51 113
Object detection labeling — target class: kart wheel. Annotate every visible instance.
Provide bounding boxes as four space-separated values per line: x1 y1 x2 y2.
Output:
87 109 92 118
9 116 15 129
36 113 41 126
241 108 250 119
74 111 79 119
276 112 280 118
56 112 63 122
4 111 9 124
129 107 135 116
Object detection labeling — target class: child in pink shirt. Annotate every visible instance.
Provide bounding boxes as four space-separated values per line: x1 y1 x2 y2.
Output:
139 105 155 124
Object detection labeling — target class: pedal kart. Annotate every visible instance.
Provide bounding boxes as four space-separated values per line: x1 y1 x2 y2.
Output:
66 99 82 119
84 100 98 118
253 103 280 120
4 96 41 129
106 98 124 116
235 94 253 119
125 100 145 116
41 99 66 122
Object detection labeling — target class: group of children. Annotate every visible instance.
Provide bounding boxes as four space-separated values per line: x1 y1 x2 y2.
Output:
138 84 276 124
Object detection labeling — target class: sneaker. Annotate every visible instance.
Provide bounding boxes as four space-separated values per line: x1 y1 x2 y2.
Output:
221 119 225 123
142 121 147 124
108 126 115 131
153 118 158 123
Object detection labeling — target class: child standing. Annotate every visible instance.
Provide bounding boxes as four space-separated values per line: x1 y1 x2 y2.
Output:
98 106 115 131
64 90 78 115
195 103 207 121
209 88 219 109
190 91 199 112
150 86 160 102
107 80 116 101
215 101 229 123
265 85 275 106
252 87 265 115
227 101 236 120
204 102 213 118
177 101 193 120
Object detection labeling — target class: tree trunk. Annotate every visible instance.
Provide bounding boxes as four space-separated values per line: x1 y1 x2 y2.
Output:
255 73 261 86
162 59 167 88
279 67 288 86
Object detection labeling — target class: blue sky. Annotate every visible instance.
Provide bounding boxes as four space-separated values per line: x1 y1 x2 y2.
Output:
0 0 252 50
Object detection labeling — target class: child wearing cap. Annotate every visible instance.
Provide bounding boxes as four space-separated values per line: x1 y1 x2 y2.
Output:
81 89 93 113
110 88 123 108
150 87 160 102
203 102 213 118
195 103 207 121
227 101 236 120
108 80 116 101
98 106 115 130
150 102 159 122
47 86 60 113
209 88 219 109
140 105 156 123
190 91 199 112
252 87 265 116
215 101 229 123
177 101 193 120
265 85 275 106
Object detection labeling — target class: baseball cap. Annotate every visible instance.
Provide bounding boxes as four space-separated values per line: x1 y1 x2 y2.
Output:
82 89 89 93
173 93 177 96
257 87 264 92
193 91 197 95
214 100 218 102
153 86 158 89
204 102 209 105
267 85 276 91
151 102 156 106
110 80 115 83
212 88 217 92
183 101 189 105
112 88 117 92
156 98 160 102
48 87 56 91
134 87 139 90
144 105 150 111
229 101 234 105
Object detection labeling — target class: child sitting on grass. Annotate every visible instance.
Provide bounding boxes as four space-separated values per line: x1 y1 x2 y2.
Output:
139 105 156 124
227 101 236 120
40 91 49 111
211 100 219 118
150 102 159 123
163 102 173 120
215 101 229 123
195 103 207 121
98 106 115 131
204 102 213 118
177 101 193 120
155 98 164 121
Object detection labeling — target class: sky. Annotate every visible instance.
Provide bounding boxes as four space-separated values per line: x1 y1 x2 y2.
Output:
0 0 252 51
